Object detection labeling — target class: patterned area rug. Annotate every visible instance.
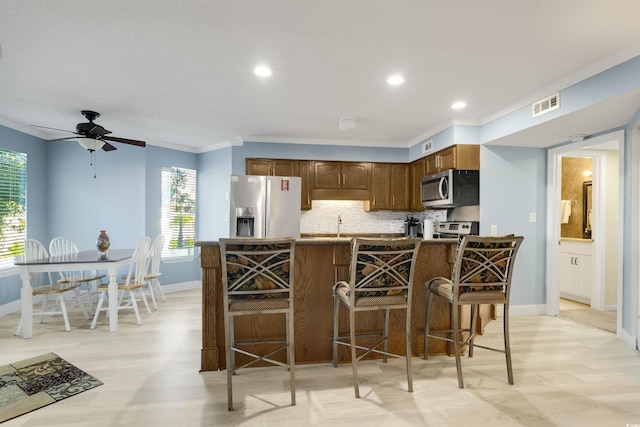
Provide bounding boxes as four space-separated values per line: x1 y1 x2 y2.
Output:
0 353 102 423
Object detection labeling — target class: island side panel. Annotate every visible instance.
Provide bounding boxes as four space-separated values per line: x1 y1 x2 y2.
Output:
200 245 222 371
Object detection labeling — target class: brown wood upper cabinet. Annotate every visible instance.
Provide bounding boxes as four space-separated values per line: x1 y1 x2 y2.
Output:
425 144 480 174
245 158 312 210
312 161 371 200
246 158 298 176
368 163 410 210
298 160 313 210
409 158 426 210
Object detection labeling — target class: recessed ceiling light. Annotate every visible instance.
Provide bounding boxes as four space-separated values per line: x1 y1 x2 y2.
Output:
387 75 405 85
451 101 467 109
254 66 272 77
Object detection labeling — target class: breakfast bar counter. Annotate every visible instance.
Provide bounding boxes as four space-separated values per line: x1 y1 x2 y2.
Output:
196 237 495 371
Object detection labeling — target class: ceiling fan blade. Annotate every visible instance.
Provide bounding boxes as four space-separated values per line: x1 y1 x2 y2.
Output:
101 142 117 151
46 137 77 142
102 136 146 147
30 124 75 134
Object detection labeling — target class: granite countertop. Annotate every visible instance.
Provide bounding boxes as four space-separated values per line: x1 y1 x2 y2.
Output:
196 234 457 246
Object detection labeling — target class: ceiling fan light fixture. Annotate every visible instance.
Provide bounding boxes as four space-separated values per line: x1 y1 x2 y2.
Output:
338 116 357 131
77 137 105 152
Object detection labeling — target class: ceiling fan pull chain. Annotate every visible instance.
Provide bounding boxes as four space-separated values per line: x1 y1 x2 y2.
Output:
88 150 97 178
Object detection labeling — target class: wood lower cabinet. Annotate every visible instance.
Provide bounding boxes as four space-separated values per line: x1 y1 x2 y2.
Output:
198 240 497 371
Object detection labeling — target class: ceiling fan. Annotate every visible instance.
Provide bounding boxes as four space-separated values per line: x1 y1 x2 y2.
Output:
31 110 146 152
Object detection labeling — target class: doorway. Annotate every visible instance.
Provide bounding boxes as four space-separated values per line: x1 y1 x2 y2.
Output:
546 130 623 336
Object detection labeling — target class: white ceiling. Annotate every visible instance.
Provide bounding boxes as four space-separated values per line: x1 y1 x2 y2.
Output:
1 0 640 153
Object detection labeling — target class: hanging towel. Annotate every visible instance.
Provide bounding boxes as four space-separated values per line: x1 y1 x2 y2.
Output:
561 200 572 224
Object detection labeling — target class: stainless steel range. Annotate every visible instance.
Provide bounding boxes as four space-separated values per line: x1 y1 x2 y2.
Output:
435 221 479 238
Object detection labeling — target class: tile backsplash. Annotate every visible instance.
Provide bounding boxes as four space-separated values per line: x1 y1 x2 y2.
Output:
300 200 446 234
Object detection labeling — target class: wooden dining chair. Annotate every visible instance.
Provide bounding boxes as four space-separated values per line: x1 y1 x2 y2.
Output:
332 237 422 398
423 235 524 388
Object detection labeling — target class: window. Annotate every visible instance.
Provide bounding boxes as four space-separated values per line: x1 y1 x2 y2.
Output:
0 149 27 269
161 166 196 258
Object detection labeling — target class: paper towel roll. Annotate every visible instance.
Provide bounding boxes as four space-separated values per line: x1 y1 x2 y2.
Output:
423 219 434 239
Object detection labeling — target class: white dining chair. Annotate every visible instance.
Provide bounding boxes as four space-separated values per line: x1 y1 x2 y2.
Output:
90 237 152 329
49 236 105 314
144 234 166 310
15 239 85 333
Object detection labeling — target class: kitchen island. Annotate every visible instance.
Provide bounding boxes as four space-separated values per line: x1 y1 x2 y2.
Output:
196 236 494 371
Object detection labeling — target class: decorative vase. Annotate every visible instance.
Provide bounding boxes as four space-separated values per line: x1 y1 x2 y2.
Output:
96 230 110 258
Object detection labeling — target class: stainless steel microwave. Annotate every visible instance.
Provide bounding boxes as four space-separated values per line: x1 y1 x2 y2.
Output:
420 169 479 208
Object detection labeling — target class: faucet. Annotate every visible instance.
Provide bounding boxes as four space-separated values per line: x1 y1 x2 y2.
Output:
337 214 342 237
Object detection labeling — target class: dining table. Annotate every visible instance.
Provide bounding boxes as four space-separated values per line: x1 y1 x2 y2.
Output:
14 248 134 338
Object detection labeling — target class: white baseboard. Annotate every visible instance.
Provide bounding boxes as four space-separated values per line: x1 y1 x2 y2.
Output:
159 280 201 294
618 327 638 350
0 280 201 317
507 304 547 316
0 300 22 318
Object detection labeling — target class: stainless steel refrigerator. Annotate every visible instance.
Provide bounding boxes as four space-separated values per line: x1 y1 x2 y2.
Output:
229 175 301 238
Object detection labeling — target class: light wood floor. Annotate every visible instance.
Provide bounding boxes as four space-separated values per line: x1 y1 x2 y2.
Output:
2 288 640 426
559 298 617 333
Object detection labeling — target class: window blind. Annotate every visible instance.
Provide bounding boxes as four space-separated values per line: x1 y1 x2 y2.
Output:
0 149 27 269
161 166 196 258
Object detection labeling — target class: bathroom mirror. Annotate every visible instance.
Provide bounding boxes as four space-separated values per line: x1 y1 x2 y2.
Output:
583 181 592 239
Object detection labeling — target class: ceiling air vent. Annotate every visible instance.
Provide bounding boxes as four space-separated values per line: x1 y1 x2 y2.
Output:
532 93 559 117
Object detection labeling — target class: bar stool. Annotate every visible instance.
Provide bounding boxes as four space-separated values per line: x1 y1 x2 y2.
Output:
332 237 422 398
219 237 296 411
423 235 524 388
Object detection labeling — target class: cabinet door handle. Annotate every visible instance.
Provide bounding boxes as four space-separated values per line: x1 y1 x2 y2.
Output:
574 257 578 266
337 174 341 185
392 195 395 206
373 195 376 206
343 174 346 186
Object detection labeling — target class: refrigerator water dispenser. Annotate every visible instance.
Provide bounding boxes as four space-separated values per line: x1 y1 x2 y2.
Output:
235 207 255 237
